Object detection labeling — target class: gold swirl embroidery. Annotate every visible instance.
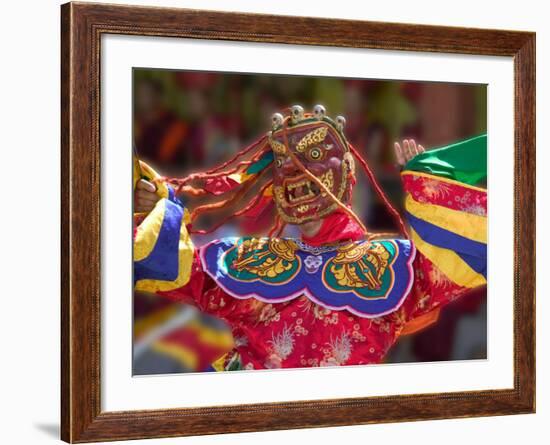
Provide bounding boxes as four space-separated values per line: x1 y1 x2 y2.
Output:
329 242 391 290
273 186 287 208
319 169 334 196
232 238 298 279
269 138 287 155
296 127 328 153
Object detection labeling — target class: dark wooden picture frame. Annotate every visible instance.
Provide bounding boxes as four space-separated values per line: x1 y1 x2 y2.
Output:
61 2 536 442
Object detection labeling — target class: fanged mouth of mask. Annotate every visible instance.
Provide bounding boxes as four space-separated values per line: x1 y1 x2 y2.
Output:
283 170 334 205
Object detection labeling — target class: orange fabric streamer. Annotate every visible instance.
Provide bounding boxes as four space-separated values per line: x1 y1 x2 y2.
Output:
400 308 441 336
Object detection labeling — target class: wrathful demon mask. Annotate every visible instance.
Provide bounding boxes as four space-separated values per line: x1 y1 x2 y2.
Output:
269 105 355 225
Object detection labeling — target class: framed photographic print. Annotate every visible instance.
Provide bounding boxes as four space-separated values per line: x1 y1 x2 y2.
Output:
61 2 535 442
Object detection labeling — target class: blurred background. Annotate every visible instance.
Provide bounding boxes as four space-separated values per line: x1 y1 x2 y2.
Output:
132 68 487 375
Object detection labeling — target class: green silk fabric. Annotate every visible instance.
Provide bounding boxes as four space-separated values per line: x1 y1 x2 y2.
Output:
404 133 487 186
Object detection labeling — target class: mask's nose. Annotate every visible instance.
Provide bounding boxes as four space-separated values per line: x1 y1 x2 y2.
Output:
281 155 301 176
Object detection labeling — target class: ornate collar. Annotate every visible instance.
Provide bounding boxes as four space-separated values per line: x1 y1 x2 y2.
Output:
200 237 416 318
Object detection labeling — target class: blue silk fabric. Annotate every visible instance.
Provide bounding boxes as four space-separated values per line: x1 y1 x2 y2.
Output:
200 237 416 318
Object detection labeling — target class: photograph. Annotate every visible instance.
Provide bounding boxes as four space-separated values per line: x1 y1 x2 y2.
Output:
132 69 488 374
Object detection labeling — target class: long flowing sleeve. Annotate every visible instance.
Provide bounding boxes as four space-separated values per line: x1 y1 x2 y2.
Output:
133 159 199 294
400 134 487 325
133 159 224 314
133 197 196 293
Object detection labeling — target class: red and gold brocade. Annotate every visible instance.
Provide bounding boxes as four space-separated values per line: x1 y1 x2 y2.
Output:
156 171 485 370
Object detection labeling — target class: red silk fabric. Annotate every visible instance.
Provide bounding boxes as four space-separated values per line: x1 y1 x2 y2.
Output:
300 209 364 246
